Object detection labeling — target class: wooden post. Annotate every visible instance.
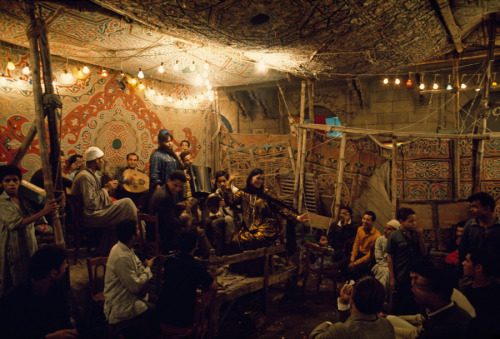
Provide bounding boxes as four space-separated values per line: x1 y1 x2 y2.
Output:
293 81 306 210
391 137 398 218
25 1 65 247
11 124 36 166
308 79 314 123
453 140 460 199
333 133 347 220
297 126 307 213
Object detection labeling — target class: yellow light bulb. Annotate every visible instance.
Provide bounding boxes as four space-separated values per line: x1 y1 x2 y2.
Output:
22 65 30 75
82 65 90 74
158 62 164 73
7 61 15 71
383 78 389 85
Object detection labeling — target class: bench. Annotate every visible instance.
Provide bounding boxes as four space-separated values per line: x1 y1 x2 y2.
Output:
207 244 298 336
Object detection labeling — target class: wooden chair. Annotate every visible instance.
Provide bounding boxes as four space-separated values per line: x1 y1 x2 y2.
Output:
302 241 340 297
160 288 217 339
137 212 160 257
87 257 108 324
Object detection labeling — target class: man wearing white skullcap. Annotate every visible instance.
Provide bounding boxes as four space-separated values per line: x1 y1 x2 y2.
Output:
372 219 400 301
71 146 137 254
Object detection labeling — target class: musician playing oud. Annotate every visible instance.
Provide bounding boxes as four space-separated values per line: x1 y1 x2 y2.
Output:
114 153 149 208
223 168 310 251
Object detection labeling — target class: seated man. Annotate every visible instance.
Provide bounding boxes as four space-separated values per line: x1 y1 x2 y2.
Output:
461 248 500 339
103 219 157 338
67 154 84 181
71 146 137 254
0 246 78 339
310 276 395 339
149 170 212 256
31 150 73 192
113 152 147 207
372 219 399 299
347 211 381 281
157 228 217 327
204 170 239 255
387 264 472 339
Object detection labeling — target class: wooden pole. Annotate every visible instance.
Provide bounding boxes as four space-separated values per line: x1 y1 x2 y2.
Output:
333 133 347 220
391 137 398 218
453 140 460 199
11 124 36 166
308 79 314 123
293 81 306 209
297 126 307 214
25 1 65 247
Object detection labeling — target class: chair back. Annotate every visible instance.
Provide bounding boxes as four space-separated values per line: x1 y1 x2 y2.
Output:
87 256 108 301
192 289 217 338
137 212 160 257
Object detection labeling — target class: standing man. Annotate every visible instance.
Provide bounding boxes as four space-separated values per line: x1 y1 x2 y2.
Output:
387 207 427 315
458 192 500 265
104 220 157 338
347 211 381 281
179 150 194 199
328 206 358 264
71 146 137 254
372 219 400 299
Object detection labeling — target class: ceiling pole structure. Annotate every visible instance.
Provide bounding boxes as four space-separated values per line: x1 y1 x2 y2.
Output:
11 124 37 166
25 0 65 248
473 14 496 194
333 133 347 222
435 0 464 53
294 81 306 212
391 137 398 218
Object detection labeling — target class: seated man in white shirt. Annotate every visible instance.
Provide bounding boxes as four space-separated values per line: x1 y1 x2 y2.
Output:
103 220 158 338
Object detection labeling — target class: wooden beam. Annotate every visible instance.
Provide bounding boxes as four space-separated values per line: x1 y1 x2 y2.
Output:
11 124 36 166
293 81 306 210
298 123 499 139
453 140 460 199
391 137 398 218
333 133 347 220
435 0 464 53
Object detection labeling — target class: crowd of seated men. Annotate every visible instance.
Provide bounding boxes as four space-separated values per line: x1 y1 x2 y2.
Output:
1 142 499 339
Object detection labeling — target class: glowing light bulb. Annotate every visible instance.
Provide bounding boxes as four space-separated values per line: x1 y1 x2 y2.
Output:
82 65 90 74
406 79 412 87
138 82 145 90
7 61 15 71
195 73 203 86
203 62 209 70
77 68 84 78
433 83 438 90
419 83 425 90
446 84 452 90
492 81 498 86
0 76 5 85
461 83 467 89
257 59 267 73
383 77 389 85
60 69 74 84
173 60 179 71
158 62 164 73
22 65 30 75
395 78 401 85
475 88 480 92
189 61 196 72
138 68 144 79
101 68 108 77
129 78 137 85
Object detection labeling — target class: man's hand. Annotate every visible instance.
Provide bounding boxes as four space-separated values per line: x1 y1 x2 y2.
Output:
42 199 59 216
339 283 353 305
297 213 311 223
104 180 118 192
347 261 356 269
144 257 156 268
44 328 78 339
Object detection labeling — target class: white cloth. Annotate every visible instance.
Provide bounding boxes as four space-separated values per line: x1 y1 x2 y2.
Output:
371 236 390 295
71 169 136 228
103 242 152 324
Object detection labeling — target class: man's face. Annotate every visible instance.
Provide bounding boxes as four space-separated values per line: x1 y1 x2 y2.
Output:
411 274 433 306
361 214 374 231
1 175 20 196
53 259 68 281
181 141 189 151
127 155 138 169
183 154 192 167
469 200 490 219
339 209 350 224
318 235 328 247
167 179 184 195
74 157 84 170
60 155 67 171
384 224 396 238
400 214 417 231
216 175 228 190
462 253 475 278
95 157 105 171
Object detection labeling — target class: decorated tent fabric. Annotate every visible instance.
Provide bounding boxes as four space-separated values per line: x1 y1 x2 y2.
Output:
217 132 387 210
0 50 215 177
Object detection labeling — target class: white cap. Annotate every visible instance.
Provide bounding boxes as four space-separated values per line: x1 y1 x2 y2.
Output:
85 146 104 161
386 219 400 230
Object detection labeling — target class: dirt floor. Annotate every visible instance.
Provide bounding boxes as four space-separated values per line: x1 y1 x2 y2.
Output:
67 248 341 339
